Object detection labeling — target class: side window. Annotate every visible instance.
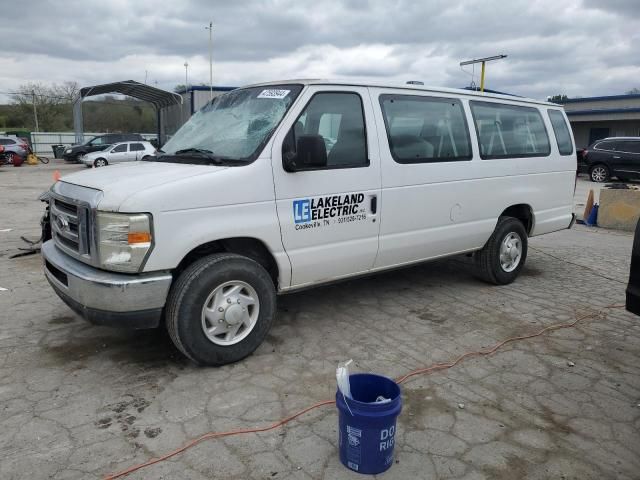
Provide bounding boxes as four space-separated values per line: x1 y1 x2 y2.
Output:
130 143 145 151
287 92 368 169
380 95 472 163
112 144 128 153
91 137 105 145
619 141 640 154
470 101 551 159
547 110 574 155
595 141 616 151
0 139 15 145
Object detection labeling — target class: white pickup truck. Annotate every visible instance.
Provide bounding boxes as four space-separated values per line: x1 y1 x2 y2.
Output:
42 80 576 365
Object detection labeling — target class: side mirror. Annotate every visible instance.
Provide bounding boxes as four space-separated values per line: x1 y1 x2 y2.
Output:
284 134 327 172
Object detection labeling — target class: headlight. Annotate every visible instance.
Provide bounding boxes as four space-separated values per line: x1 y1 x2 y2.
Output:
65 149 72 153
96 212 153 272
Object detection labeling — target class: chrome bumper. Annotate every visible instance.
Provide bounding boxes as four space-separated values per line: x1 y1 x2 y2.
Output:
42 240 172 328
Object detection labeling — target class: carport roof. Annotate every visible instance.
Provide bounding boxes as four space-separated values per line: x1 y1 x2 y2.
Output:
79 80 182 109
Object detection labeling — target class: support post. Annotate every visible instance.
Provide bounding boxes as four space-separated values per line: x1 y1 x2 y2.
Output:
480 61 486 92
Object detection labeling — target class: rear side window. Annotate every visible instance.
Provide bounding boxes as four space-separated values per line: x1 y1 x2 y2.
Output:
470 101 551 159
547 110 573 155
0 138 16 145
595 140 616 151
130 143 145 151
379 95 472 163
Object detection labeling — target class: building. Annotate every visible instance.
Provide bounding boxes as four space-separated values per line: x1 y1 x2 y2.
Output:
159 85 237 141
558 94 640 148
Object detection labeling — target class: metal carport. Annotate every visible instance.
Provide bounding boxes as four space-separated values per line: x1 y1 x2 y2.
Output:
73 80 183 145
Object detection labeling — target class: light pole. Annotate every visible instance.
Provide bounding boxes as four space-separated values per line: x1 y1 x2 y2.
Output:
32 90 39 132
183 61 189 120
459 54 507 92
205 21 213 100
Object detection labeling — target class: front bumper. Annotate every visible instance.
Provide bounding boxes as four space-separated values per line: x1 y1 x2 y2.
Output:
42 240 172 328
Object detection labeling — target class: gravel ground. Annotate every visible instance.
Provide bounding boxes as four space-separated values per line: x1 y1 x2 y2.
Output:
1 161 639 480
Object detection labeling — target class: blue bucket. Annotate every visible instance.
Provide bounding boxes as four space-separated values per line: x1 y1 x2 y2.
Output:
335 373 402 475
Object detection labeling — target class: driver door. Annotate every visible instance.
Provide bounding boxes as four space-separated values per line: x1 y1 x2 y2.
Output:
109 143 129 163
271 86 381 288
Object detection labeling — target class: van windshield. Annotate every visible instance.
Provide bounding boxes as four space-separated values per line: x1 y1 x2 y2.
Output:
157 84 303 164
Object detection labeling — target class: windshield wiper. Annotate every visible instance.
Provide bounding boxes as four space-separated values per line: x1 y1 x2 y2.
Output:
154 149 237 166
174 148 214 155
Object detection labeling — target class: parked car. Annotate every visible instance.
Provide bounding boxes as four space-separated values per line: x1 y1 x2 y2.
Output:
626 217 640 316
42 80 576 366
63 133 145 162
0 135 29 164
80 141 156 167
578 137 640 182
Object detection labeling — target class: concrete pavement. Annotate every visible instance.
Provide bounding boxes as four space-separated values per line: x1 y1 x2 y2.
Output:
0 161 639 479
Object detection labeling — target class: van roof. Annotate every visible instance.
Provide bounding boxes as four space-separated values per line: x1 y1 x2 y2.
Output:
246 79 557 108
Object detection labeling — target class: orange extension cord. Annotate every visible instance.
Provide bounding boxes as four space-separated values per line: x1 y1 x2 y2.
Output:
104 305 624 480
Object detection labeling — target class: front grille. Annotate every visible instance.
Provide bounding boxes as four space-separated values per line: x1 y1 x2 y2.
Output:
51 195 91 260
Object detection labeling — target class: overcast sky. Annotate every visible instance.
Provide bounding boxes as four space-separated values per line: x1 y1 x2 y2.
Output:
2 0 639 102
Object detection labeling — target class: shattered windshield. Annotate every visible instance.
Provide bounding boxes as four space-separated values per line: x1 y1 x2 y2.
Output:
159 84 303 163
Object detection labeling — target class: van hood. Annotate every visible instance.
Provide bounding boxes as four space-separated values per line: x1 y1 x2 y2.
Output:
60 161 228 211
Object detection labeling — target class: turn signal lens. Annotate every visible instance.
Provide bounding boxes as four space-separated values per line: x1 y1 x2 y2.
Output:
128 232 152 244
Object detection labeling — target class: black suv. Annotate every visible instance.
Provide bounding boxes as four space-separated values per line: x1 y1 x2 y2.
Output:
579 137 640 183
63 133 144 162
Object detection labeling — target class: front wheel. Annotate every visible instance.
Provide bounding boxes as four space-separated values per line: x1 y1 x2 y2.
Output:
166 253 276 366
590 164 609 183
94 158 108 167
474 216 528 285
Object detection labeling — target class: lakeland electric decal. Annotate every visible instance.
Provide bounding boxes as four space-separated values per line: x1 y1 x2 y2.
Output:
293 193 366 230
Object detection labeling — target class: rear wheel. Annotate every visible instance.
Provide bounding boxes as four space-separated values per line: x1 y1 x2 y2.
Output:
166 253 276 366
6 152 17 164
590 164 609 183
142 155 152 161
94 158 108 167
475 216 528 285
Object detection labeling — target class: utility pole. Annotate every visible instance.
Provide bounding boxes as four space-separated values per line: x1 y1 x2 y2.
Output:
183 62 190 121
459 54 507 92
206 21 213 100
32 90 39 132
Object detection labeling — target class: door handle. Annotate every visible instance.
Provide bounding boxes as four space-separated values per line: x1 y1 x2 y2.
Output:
613 156 621 159
370 196 377 214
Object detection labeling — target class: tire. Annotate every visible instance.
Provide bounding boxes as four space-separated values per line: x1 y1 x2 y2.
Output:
7 152 17 164
166 253 276 366
94 158 108 167
590 164 609 183
141 155 151 161
475 216 528 285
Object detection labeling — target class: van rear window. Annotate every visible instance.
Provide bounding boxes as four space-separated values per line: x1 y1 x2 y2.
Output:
547 110 574 155
379 95 472 163
470 101 550 159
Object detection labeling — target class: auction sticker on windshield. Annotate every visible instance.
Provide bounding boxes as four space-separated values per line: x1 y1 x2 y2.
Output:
257 89 290 99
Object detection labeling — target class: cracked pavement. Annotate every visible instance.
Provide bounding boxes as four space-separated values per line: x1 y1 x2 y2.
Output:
1 164 639 479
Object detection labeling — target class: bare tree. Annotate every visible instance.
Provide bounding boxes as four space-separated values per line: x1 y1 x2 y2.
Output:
11 82 80 130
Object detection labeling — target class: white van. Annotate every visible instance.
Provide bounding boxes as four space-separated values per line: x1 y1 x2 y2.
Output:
42 80 576 365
